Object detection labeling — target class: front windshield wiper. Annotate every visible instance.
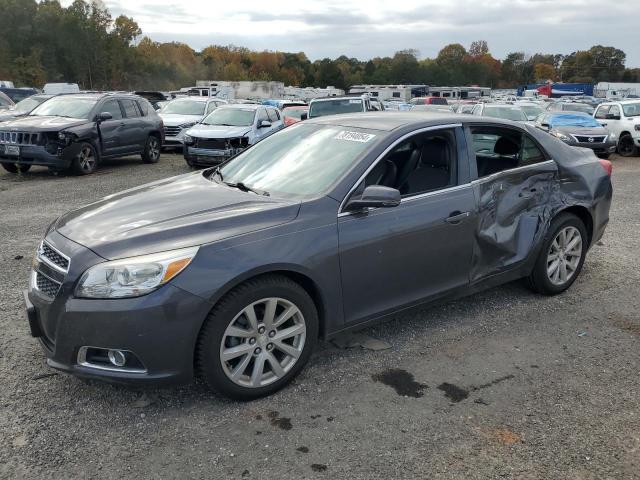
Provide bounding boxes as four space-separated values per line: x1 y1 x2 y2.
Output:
224 180 269 196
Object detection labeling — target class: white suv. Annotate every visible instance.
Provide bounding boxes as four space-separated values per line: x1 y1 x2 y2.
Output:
594 100 640 156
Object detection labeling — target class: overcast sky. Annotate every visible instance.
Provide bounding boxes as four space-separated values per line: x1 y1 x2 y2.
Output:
78 0 640 66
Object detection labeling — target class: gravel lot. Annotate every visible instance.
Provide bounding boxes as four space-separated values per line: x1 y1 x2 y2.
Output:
1 152 638 479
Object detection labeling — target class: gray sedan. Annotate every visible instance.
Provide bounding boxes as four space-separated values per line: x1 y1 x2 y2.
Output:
25 113 612 399
535 112 616 158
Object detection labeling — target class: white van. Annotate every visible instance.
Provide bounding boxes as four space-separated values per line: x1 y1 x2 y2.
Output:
42 83 80 95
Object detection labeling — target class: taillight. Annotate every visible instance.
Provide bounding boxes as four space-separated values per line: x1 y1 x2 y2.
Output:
598 159 612 176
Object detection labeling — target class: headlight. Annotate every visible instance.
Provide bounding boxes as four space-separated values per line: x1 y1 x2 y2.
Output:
75 246 199 299
183 134 193 144
551 131 571 142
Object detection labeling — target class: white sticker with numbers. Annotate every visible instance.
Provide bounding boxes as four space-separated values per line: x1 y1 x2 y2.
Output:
334 131 376 143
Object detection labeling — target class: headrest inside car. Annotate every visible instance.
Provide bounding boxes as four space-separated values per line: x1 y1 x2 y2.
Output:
494 136 520 156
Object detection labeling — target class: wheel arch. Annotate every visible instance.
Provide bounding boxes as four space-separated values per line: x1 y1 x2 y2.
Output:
554 205 594 247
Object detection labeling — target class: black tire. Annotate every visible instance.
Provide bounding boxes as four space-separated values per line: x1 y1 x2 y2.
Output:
597 153 610 160
527 213 588 295
617 133 637 157
141 135 161 164
1 163 31 174
70 142 98 175
196 274 319 400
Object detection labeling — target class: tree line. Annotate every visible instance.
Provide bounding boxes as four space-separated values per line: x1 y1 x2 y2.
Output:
1 0 639 92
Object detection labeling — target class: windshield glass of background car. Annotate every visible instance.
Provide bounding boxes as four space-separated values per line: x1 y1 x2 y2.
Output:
520 105 543 120
29 97 96 119
202 108 255 126
284 108 308 120
14 96 43 113
161 100 206 115
309 99 364 117
622 103 640 117
219 124 378 197
550 114 601 128
484 107 527 121
564 104 594 114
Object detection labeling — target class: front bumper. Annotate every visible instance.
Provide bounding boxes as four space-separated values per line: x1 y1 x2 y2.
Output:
568 140 616 154
25 232 212 386
184 145 244 166
163 128 186 147
0 143 79 169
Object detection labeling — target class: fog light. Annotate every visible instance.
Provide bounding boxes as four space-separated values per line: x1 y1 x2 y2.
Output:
108 349 126 367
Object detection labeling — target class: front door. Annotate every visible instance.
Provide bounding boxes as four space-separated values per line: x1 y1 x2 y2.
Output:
338 127 476 324
96 99 125 156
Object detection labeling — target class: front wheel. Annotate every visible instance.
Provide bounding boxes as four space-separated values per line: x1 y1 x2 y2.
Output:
196 275 318 400
1 163 31 174
141 135 161 164
527 213 588 295
618 134 637 157
70 143 98 175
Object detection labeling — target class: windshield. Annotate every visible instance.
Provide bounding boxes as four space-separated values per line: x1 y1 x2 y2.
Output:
29 96 96 119
484 106 528 121
562 103 594 115
283 108 308 120
309 99 364 118
622 102 640 117
218 124 378 198
549 114 601 128
202 108 255 126
161 99 206 116
520 105 544 120
13 96 45 113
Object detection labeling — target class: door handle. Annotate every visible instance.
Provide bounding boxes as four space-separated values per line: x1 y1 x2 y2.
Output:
119 122 126 127
445 211 470 224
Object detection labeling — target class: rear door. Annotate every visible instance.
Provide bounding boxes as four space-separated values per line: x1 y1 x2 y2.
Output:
96 99 125 156
337 126 476 324
465 124 558 282
118 99 146 152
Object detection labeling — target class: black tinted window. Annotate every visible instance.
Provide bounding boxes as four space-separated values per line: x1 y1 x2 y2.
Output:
100 100 122 120
120 99 140 118
136 99 151 116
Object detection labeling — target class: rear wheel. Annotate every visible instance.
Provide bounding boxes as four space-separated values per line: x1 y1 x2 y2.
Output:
196 275 318 400
527 213 587 295
141 135 161 164
1 163 31 174
618 133 637 157
70 143 98 175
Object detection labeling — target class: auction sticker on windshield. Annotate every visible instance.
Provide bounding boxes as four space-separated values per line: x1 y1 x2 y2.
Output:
334 131 376 143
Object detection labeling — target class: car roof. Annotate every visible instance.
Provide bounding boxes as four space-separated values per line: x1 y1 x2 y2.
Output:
305 111 521 131
310 96 365 102
169 96 213 103
218 103 264 110
548 111 591 117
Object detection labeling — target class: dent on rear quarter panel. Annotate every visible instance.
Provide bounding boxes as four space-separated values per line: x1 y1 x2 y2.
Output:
469 126 612 283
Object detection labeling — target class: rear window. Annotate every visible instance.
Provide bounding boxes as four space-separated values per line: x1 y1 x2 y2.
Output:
309 98 364 118
120 99 140 118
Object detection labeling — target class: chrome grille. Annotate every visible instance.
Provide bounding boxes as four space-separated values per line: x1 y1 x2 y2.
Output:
40 242 69 271
164 126 182 137
36 271 61 298
573 135 606 143
0 131 41 145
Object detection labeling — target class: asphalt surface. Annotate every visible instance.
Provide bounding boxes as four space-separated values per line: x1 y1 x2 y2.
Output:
0 153 638 479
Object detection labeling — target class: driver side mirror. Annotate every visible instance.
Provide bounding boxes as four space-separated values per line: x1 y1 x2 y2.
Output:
345 185 401 212
258 120 271 128
540 122 550 131
97 112 113 122
300 112 308 121
605 113 620 120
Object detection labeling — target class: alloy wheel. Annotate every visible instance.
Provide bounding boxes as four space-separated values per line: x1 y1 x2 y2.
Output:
220 297 306 388
149 137 160 160
78 146 95 172
546 226 583 286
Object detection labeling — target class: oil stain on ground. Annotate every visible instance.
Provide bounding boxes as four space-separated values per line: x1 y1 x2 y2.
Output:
371 368 427 398
609 312 640 337
267 411 292 430
311 464 327 472
438 375 515 403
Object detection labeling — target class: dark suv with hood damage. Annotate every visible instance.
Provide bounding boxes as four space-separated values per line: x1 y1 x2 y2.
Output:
24 113 612 400
0 93 163 175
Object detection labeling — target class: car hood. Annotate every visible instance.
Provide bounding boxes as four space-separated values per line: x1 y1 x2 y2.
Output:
554 126 609 136
0 115 88 131
0 110 25 122
54 172 300 260
186 124 252 139
158 113 203 126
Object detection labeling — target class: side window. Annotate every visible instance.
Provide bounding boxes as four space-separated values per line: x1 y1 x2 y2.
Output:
594 106 609 119
136 99 149 116
206 102 217 114
120 99 140 118
608 105 621 118
100 99 123 120
470 127 547 177
354 129 457 198
267 108 279 122
256 108 269 123
471 104 481 115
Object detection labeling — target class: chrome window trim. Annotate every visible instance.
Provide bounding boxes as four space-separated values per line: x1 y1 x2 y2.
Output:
470 159 556 185
77 346 147 374
337 123 463 215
